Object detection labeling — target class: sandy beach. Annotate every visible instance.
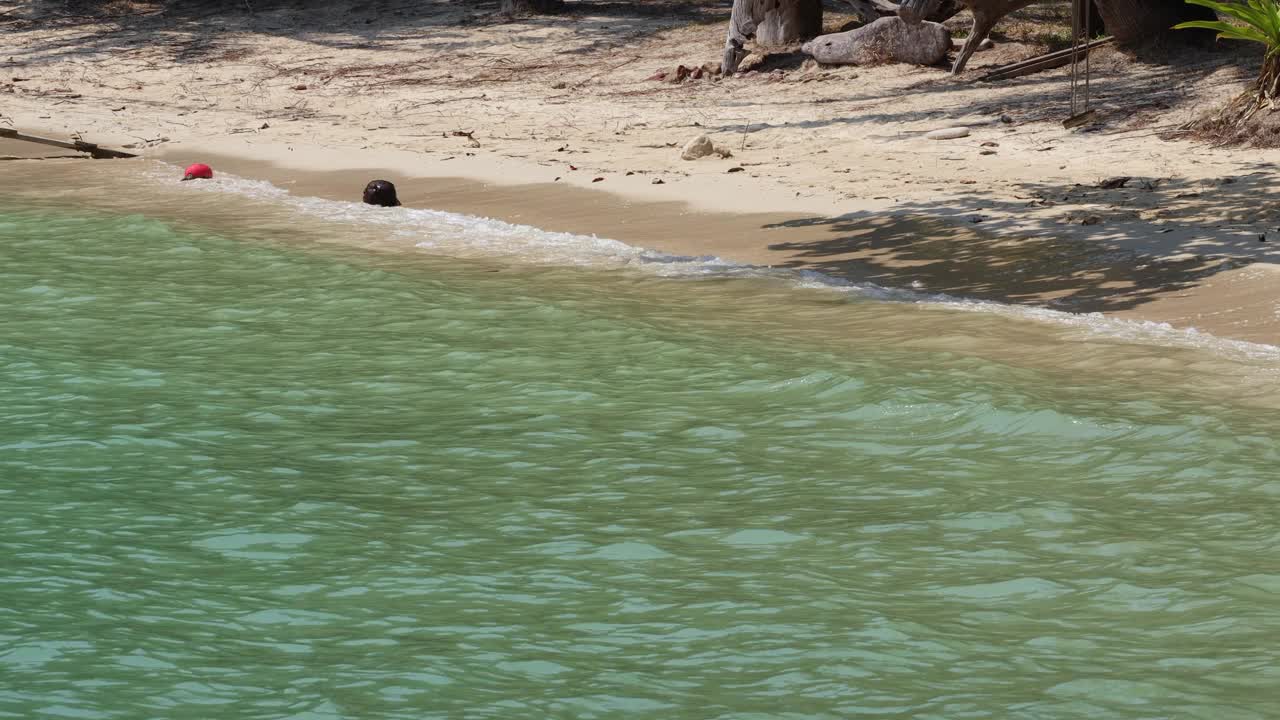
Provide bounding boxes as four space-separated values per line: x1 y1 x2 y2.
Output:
5 0 1280 343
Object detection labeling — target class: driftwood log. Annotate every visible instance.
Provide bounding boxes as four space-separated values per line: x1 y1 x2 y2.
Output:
722 0 960 75
0 128 136 159
802 17 952 67
722 0 823 75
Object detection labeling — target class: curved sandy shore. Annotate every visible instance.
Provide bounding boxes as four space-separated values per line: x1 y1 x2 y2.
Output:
145 138 1276 346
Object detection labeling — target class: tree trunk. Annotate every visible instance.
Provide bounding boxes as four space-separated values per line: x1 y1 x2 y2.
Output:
1092 0 1215 47
500 0 564 15
1074 0 1105 38
756 0 823 45
723 0 823 74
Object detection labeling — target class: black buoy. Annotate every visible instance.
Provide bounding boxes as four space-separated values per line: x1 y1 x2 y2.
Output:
363 180 401 207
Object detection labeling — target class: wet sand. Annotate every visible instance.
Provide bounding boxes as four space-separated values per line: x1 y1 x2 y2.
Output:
168 150 1280 346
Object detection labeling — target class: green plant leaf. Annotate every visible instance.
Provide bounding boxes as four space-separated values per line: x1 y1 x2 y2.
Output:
1175 20 1269 43
1178 0 1280 48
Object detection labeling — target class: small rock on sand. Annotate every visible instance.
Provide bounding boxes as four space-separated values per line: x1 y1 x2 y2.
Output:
681 134 733 160
681 135 714 160
925 127 969 140
738 53 766 73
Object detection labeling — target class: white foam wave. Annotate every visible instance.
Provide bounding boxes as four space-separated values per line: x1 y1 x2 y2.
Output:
150 162 1280 364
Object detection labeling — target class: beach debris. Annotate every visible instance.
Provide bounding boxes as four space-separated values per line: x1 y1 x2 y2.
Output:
120 136 169 149
292 84 307 91
801 17 951 67
980 141 999 147
737 53 766 74
979 149 996 155
999 114 1014 124
721 0 824 74
648 63 719 83
1098 176 1131 189
681 135 714 159
925 127 970 140
977 37 1114 82
727 166 745 173
0 127 135 159
681 134 733 160
446 130 480 148
652 178 665 184
1259 234 1268 243
592 177 604 182
569 164 578 170
625 171 635 176
259 122 270 130
1063 212 1102 225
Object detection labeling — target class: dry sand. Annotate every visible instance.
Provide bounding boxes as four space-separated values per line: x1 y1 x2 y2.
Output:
4 0 1280 343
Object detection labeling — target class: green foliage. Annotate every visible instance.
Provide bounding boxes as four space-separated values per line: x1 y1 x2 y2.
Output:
1175 0 1280 54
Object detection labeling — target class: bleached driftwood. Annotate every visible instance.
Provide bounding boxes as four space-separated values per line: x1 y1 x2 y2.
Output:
802 17 952 66
722 0 961 74
722 0 822 75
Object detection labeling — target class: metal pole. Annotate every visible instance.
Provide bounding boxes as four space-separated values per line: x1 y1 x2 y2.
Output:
1070 0 1080 116
1084 0 1091 113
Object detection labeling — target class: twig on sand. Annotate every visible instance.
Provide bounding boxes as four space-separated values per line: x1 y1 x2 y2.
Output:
572 55 641 89
446 130 481 147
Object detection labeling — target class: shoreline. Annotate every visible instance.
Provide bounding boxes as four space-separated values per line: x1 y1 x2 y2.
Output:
157 140 1280 346
11 152 1280 377
6 0 1280 346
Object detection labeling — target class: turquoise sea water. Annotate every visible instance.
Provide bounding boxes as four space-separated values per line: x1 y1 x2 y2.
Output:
3 162 1280 719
